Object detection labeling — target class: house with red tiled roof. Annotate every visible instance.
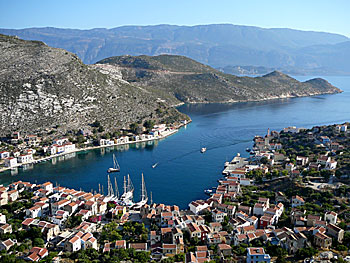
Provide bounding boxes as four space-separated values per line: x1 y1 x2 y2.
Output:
0 239 16 251
129 243 148 251
314 232 332 249
212 209 226 223
247 247 271 263
65 235 81 252
25 247 48 262
0 223 12 234
52 199 71 214
326 223 344 243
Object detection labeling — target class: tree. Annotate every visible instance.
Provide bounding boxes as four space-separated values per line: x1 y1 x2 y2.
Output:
91 120 101 127
295 247 317 260
143 120 154 130
33 237 44 247
130 123 139 134
260 156 268 164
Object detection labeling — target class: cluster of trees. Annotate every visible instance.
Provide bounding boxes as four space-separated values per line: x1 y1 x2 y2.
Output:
99 221 148 243
67 247 150 263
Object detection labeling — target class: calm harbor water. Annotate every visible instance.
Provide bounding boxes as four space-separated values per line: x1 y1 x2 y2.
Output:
1 76 350 209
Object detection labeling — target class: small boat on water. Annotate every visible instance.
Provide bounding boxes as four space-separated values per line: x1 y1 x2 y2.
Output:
246 148 251 152
108 154 120 173
152 163 158 168
200 147 207 153
204 189 213 195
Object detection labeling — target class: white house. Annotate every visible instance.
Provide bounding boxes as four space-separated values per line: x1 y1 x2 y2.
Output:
317 156 331 165
119 136 129 143
4 157 17 168
49 145 57 155
296 156 309 166
0 151 10 159
17 154 33 163
53 138 69 146
212 209 226 223
26 206 42 218
189 200 209 215
65 235 81 252
324 211 338 225
325 160 337 170
63 142 76 153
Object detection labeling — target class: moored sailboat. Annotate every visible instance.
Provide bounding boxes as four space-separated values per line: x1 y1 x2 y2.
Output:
134 173 148 209
120 174 134 205
107 154 120 173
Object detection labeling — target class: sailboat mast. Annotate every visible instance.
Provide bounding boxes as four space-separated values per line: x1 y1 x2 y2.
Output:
141 173 144 201
127 174 133 192
150 191 153 204
115 177 119 199
107 174 114 197
123 176 127 194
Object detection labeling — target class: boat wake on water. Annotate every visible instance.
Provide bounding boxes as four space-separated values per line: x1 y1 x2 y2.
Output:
154 139 251 166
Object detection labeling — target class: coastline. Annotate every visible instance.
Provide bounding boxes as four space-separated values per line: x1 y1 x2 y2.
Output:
180 90 343 105
0 122 190 174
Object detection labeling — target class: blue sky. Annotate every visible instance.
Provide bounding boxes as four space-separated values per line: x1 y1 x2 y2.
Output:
0 0 349 37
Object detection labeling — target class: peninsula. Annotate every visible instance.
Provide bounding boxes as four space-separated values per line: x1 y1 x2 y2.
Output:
0 34 341 138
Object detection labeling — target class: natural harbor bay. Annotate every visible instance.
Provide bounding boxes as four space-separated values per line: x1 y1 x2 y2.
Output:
1 75 349 209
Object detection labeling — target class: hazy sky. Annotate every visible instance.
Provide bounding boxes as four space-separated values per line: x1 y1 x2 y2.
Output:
1 0 349 37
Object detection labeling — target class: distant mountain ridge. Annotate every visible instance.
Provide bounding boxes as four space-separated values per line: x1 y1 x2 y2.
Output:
1 24 349 74
96 54 342 105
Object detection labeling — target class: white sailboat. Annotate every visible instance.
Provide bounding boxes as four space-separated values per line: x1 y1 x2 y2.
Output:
152 162 158 168
120 174 134 205
134 173 148 208
108 154 120 173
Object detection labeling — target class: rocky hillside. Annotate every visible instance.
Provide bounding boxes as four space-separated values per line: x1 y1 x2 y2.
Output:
96 55 342 105
0 35 187 136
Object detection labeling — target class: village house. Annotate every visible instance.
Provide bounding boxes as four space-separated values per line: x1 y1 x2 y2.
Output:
0 224 12 235
296 156 309 166
25 247 48 262
189 200 209 214
17 153 33 163
317 155 331 166
291 196 305 208
52 199 71 214
65 235 81 252
53 138 69 146
217 243 232 258
0 151 10 159
335 124 347 133
4 157 17 168
246 247 271 263
324 211 337 224
129 243 148 251
285 162 295 172
326 223 344 243
314 232 332 249
325 160 337 170
7 189 19 202
0 239 16 251
212 209 226 223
